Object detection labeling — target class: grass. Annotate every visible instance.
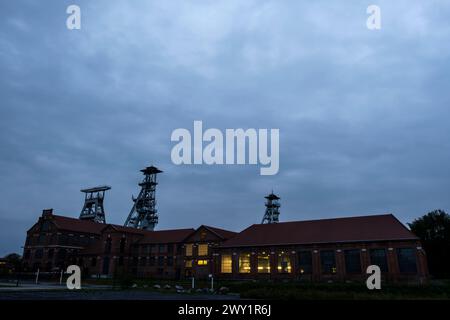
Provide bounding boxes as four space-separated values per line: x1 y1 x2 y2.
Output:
81 277 450 300
233 281 450 300
3 276 450 299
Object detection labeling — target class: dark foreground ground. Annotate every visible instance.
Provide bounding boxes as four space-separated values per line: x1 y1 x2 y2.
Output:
1 279 450 300
0 289 238 300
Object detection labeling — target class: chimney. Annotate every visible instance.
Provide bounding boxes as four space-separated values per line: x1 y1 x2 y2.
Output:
42 208 53 218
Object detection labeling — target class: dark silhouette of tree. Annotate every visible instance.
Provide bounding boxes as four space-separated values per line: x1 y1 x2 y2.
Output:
1 253 22 276
408 210 450 278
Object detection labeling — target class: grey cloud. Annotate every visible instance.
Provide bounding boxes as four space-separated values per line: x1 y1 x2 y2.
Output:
1 0 450 255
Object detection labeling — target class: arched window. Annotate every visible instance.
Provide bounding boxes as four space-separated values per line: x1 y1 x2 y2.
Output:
119 237 126 254
104 237 112 254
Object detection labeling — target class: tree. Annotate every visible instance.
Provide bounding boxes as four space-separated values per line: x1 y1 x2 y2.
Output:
408 210 450 278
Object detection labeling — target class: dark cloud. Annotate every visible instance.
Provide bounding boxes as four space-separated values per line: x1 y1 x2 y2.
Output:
1 0 450 255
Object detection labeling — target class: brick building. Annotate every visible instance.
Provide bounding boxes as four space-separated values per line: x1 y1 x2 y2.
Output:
22 210 428 282
213 214 428 282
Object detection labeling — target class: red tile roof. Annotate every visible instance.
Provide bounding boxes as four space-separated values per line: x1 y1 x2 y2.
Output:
221 214 418 248
202 225 237 240
104 224 149 235
52 215 193 242
139 228 195 244
52 215 106 234
52 215 151 235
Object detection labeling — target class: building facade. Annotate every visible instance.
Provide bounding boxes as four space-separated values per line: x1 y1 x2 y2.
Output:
22 210 428 282
212 215 428 282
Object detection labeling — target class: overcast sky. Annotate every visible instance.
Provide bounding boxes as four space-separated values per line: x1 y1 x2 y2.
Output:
1 0 450 256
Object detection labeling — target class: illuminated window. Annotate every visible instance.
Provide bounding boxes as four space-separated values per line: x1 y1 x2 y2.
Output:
185 244 193 256
257 253 270 273
198 244 208 256
277 252 292 273
197 259 208 266
298 251 312 274
221 254 232 273
239 253 251 273
320 250 336 274
185 260 193 268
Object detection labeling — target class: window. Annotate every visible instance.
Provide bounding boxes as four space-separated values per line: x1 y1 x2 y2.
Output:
118 257 124 266
34 249 43 259
277 253 292 273
41 221 51 232
397 248 417 273
185 260 193 268
221 254 232 273
148 256 155 266
159 244 167 253
167 257 173 266
320 250 336 274
151 245 158 254
158 256 164 267
257 253 270 273
47 249 54 259
298 251 312 274
104 238 112 254
131 245 139 255
91 257 97 267
369 249 388 273
239 253 251 273
24 250 31 260
141 245 150 255
140 257 147 266
185 244 193 256
344 249 361 274
119 238 126 254
198 244 208 256
50 234 57 245
57 249 66 260
102 257 110 275
38 233 46 245
59 234 68 245
197 259 208 266
167 244 173 254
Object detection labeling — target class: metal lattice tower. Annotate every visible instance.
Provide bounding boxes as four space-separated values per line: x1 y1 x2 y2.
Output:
124 166 162 230
79 186 111 223
261 192 280 224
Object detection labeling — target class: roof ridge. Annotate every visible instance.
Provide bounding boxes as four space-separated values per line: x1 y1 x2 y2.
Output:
252 213 393 226
202 225 237 233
